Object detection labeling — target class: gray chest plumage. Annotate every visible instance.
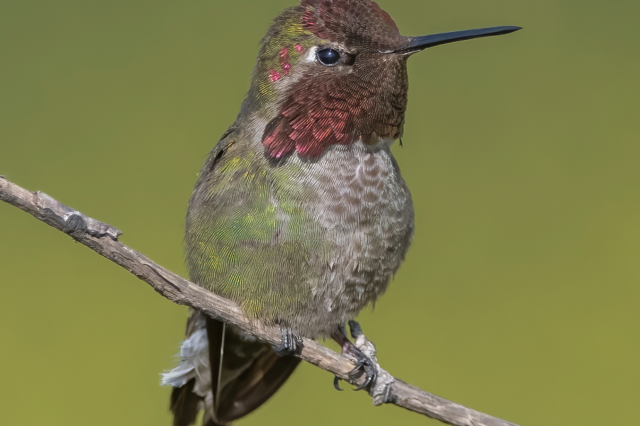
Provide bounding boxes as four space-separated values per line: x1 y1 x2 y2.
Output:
288 142 414 335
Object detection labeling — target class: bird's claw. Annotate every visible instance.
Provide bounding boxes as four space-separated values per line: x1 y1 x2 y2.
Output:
346 345 378 391
272 327 303 357
331 321 378 392
333 375 343 391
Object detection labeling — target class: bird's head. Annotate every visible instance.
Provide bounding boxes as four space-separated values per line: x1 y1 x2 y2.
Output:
245 0 519 159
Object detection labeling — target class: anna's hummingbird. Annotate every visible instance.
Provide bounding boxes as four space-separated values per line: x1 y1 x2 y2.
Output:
162 1 519 424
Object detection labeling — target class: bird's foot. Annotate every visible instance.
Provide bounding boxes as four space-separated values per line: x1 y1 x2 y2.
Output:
345 344 378 391
331 321 377 391
272 327 303 357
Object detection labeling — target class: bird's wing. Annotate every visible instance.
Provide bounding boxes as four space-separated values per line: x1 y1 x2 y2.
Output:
170 126 306 425
184 125 325 327
207 317 300 423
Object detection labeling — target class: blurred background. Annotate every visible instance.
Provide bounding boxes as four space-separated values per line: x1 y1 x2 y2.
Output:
1 0 639 425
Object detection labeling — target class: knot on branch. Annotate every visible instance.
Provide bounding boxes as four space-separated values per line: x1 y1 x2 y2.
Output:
34 191 122 241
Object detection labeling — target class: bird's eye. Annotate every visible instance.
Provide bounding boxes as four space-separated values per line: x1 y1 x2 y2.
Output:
316 48 341 66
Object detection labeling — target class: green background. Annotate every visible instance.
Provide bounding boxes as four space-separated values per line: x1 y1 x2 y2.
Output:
1 0 638 425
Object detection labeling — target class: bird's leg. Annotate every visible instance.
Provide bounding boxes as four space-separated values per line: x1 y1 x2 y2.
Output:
348 320 363 339
272 326 303 357
331 321 377 391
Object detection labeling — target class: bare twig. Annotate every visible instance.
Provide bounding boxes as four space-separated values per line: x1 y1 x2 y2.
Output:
0 176 519 426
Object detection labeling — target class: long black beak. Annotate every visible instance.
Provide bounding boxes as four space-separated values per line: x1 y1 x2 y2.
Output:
391 26 521 54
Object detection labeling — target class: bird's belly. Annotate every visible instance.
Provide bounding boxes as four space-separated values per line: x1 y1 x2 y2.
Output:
290 143 415 336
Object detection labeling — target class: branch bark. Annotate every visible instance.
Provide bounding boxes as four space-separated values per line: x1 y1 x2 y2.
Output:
0 176 519 426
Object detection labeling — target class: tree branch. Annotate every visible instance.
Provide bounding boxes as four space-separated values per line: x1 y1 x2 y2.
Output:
0 176 519 426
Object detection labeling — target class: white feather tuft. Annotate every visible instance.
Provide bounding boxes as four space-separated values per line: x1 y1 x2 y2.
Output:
161 326 211 398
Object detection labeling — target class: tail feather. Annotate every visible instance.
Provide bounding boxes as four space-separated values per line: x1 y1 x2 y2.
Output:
165 311 299 426
202 410 230 426
170 379 201 426
215 347 300 423
208 316 300 423
205 317 225 418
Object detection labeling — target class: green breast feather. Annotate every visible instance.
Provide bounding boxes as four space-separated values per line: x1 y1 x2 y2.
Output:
185 134 327 324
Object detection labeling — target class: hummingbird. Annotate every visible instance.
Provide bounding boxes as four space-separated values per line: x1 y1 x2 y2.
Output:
162 1 519 425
